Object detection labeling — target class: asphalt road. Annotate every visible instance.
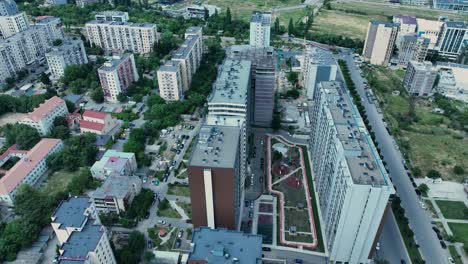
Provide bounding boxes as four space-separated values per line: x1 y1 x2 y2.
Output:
340 51 449 264
263 247 327 264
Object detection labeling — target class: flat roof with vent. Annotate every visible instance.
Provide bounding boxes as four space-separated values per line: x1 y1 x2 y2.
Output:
189 125 240 169
320 81 388 186
189 227 262 264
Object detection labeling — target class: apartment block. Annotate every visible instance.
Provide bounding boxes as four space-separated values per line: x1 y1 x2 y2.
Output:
35 16 65 41
157 60 183 101
188 227 263 264
0 0 18 16
85 20 157 54
90 149 137 180
303 45 337 100
19 96 69 135
404 60 438 96
188 125 242 230
433 0 468 12
76 0 99 8
95 11 129 22
91 176 142 214
51 196 116 264
98 54 139 102
227 45 276 127
0 139 64 206
46 38 88 79
80 110 118 135
185 4 220 20
436 21 467 60
362 21 398 65
250 11 271 48
185 26 203 65
309 81 395 263
392 14 417 48
416 18 444 50
45 0 67 5
397 34 429 66
0 11 28 39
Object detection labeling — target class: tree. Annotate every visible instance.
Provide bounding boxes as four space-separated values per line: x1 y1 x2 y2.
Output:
50 125 70 139
427 169 442 179
417 183 429 196
453 165 465 175
91 88 104 103
114 231 145 264
39 73 51 85
117 93 127 103
52 39 63 46
274 17 280 34
3 123 41 150
288 18 294 36
144 251 155 261
225 7 232 26
272 113 281 130
204 7 209 21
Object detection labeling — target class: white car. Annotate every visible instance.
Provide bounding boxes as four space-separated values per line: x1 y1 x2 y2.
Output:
448 257 454 264
157 220 166 225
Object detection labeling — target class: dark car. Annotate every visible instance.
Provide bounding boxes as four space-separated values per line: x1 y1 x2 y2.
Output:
432 226 440 233
147 240 153 249
175 239 181 248
185 219 192 224
294 259 303 264
262 247 271 252
440 240 447 249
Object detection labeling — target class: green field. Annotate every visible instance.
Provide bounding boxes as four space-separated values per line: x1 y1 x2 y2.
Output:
40 169 82 196
448 245 463 264
167 184 190 197
436 200 468 220
157 205 182 218
176 201 192 218
448 223 468 246
276 8 310 26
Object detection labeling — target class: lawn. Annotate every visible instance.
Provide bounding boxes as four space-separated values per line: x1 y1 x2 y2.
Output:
423 199 438 218
167 184 190 197
274 175 307 207
157 206 182 219
448 223 468 246
448 245 463 264
284 208 312 233
436 200 468 220
176 201 192 219
276 8 310 26
40 169 82 196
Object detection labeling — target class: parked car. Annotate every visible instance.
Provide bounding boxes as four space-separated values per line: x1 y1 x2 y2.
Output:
177 230 184 238
175 239 181 248
432 226 440 233
157 220 166 225
440 240 447 249
294 259 303 264
262 247 271 252
185 219 192 224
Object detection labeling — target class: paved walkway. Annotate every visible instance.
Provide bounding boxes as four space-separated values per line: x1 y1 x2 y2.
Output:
426 197 453 236
272 167 302 185
169 199 189 220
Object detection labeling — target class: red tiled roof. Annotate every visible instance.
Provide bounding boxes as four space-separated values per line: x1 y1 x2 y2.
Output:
80 120 105 132
25 96 65 122
0 139 62 195
83 110 107 120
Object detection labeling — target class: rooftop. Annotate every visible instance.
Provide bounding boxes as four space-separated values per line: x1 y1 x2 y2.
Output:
52 197 91 229
91 176 141 200
319 81 389 186
370 20 397 28
208 59 251 105
159 60 181 72
59 221 104 262
171 35 199 60
91 150 135 172
189 227 262 264
46 38 83 56
86 19 156 28
23 96 65 122
189 125 240 168
409 60 436 71
0 139 62 195
393 14 417 25
98 54 132 72
305 45 336 66
83 110 107 120
80 120 105 132
445 21 467 29
250 11 271 26
227 45 275 68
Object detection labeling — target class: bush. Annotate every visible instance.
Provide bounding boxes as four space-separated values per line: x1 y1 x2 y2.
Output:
453 165 465 175
427 169 442 179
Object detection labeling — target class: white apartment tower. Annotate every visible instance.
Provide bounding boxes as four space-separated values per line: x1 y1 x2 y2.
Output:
36 16 65 41
403 60 438 96
85 20 157 54
0 0 28 39
46 38 88 79
249 11 271 48
310 81 395 263
98 54 139 102
363 21 398 65
157 60 183 101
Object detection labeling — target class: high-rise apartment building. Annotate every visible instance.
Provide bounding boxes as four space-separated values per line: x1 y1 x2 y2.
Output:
98 54 139 102
392 14 417 48
249 11 271 48
0 11 28 39
0 0 18 16
310 81 395 263
35 16 65 41
436 21 467 60
85 20 157 54
157 60 183 101
95 11 129 22
397 34 429 66
46 38 88 79
227 45 276 127
362 21 398 65
184 26 203 65
303 45 337 100
404 60 438 96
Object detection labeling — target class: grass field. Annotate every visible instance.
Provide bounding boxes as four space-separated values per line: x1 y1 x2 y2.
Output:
40 169 82 196
167 184 190 197
176 201 192 218
205 0 303 20
448 223 468 246
363 65 468 181
449 245 463 264
157 206 182 218
436 200 468 220
276 8 310 26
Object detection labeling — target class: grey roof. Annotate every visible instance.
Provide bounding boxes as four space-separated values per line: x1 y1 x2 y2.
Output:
92 176 141 199
63 94 83 104
319 81 390 186
370 20 398 28
59 221 104 263
394 14 417 25
159 60 180 72
306 46 336 66
86 19 156 28
52 197 91 229
189 125 240 168
189 227 263 264
98 54 131 72
250 11 271 26
46 38 83 56
186 26 202 34
445 21 467 29
36 16 61 24
208 59 251 105
171 35 199 59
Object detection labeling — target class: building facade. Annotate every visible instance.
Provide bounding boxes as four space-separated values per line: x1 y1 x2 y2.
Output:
397 34 429 66
249 11 271 48
309 81 395 263
85 20 157 54
416 18 444 50
46 38 88 79
98 54 139 102
90 150 137 180
404 60 438 96
303 45 337 100
436 21 467 60
362 21 398 65
91 176 142 214
0 139 63 206
95 11 129 22
433 0 468 12
19 96 69 135
157 60 183 101
0 11 29 39
392 14 417 48
0 0 18 16
35 16 65 41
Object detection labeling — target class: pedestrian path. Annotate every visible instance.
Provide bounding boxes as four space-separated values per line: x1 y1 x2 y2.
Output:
169 199 189 220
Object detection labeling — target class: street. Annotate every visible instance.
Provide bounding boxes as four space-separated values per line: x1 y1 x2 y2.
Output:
340 51 449 264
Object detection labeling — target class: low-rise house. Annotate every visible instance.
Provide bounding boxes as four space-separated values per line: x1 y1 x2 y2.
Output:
80 110 118 135
90 150 137 180
0 139 63 206
91 176 142 214
19 96 69 136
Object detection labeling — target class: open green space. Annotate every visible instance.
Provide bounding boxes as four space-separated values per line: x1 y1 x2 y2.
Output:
274 175 306 207
363 65 468 181
448 223 468 247
284 208 312 232
285 233 314 243
436 200 468 220
167 184 191 197
448 245 463 264
276 8 310 26
176 201 192 219
157 206 182 219
40 168 83 196
423 200 438 219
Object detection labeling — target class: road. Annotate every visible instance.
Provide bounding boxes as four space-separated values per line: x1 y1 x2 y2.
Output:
377 211 411 264
340 51 449 264
263 247 327 264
